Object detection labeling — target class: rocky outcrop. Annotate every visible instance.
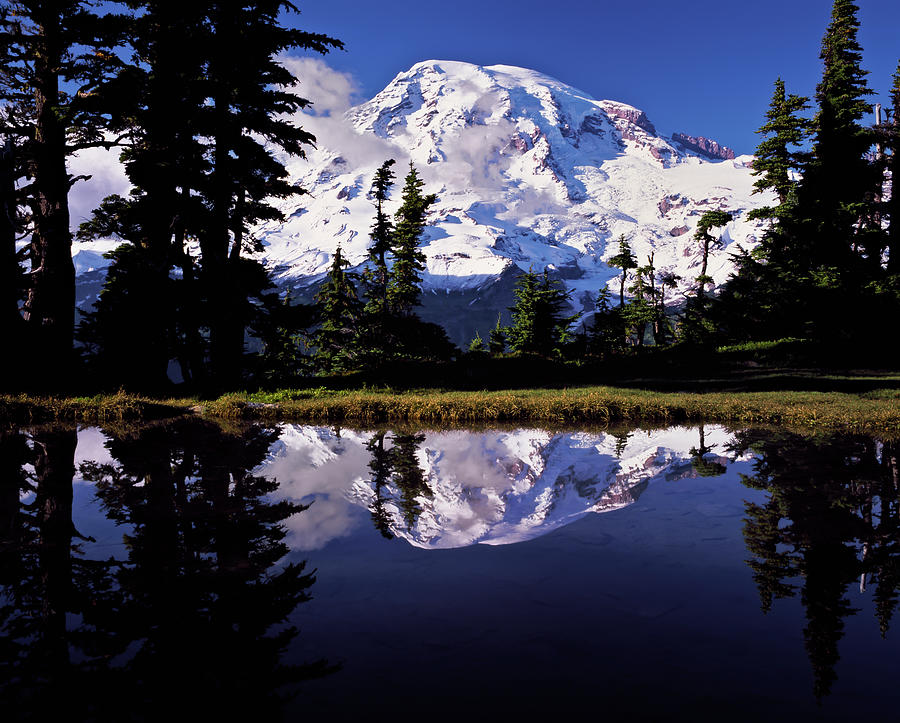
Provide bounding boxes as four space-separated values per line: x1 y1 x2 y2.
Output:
672 132 735 161
604 104 657 135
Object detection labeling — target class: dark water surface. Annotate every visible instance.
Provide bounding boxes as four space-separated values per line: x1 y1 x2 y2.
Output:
1 420 898 721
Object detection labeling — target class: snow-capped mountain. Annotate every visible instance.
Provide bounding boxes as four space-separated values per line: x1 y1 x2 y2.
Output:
262 424 738 551
73 59 771 342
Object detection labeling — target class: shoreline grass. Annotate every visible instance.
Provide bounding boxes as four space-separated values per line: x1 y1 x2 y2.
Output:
201 386 900 435
2 384 898 436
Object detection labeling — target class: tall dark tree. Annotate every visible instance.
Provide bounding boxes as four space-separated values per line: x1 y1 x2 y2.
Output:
0 1 124 388
313 244 362 374
799 0 876 268
0 136 24 364
388 162 436 318
364 159 396 319
692 210 732 299
887 62 900 274
507 268 580 358
748 78 811 219
488 313 506 355
607 235 637 308
201 2 342 389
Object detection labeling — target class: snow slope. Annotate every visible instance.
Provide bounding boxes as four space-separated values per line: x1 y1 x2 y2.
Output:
253 60 769 307
71 59 771 330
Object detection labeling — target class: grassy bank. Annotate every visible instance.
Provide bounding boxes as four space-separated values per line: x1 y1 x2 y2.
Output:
0 391 193 427
3 383 898 435
203 386 900 435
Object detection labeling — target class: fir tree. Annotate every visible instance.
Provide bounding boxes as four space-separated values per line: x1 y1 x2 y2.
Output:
467 330 486 354
622 264 655 347
313 245 362 374
364 159 396 320
0 1 125 388
589 287 622 357
800 0 876 268
607 235 637 307
748 78 811 219
887 61 900 274
488 313 506 355
507 268 580 358
201 2 342 388
388 162 436 317
693 210 732 298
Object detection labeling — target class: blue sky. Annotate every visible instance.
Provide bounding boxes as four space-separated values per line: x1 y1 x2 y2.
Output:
286 0 900 155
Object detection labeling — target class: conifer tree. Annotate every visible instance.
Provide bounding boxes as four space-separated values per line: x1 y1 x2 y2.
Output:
488 313 506 355
887 61 900 274
388 162 436 317
749 78 811 220
364 159 396 321
467 331 486 354
312 245 362 374
77 2 209 390
201 1 342 388
589 287 622 357
507 268 580 357
622 264 655 347
693 210 732 298
0 1 124 387
800 0 875 268
607 235 637 307
0 135 24 364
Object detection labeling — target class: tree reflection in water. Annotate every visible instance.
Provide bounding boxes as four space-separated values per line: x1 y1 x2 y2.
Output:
365 430 431 534
733 430 900 700
0 420 332 721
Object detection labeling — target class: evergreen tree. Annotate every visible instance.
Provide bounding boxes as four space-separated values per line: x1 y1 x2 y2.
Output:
887 61 900 274
692 210 732 298
607 235 637 307
0 135 25 368
200 2 342 389
653 267 680 347
79 2 341 390
589 287 622 357
678 211 732 346
388 162 436 317
0 1 125 388
621 264 655 347
800 0 876 268
507 268 580 357
313 245 362 374
364 159 396 320
467 330 486 354
488 313 506 355
748 78 811 219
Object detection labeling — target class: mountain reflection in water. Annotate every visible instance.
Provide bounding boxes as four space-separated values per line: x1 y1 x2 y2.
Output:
0 420 898 720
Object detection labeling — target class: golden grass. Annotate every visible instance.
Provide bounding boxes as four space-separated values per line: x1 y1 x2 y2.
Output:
2 385 897 436
0 391 193 427
201 386 900 436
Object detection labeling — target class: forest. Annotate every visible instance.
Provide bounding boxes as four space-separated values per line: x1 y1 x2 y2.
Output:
1 0 898 397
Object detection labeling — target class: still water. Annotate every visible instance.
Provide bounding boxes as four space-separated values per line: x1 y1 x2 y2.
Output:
1 420 898 720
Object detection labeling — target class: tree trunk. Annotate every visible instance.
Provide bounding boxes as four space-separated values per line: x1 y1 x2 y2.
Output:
0 138 23 370
24 12 75 389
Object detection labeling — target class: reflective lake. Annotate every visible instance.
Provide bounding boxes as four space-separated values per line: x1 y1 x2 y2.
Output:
1 420 899 720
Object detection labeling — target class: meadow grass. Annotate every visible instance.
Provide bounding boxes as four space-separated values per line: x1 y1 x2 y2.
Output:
202 385 900 436
0 391 193 427
3 384 898 436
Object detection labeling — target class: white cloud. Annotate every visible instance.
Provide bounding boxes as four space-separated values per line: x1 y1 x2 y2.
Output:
67 144 130 229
